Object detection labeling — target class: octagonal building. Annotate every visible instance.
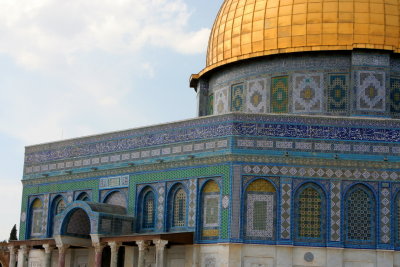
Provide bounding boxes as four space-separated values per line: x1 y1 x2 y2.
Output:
8 0 400 266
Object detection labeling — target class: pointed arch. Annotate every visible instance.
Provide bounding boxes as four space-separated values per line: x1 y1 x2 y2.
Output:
48 195 66 237
167 183 188 230
200 180 220 240
294 182 326 243
104 190 127 208
244 178 276 240
76 192 90 201
137 186 157 231
344 183 376 246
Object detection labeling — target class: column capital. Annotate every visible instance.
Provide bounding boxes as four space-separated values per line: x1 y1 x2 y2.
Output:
42 244 54 254
56 244 70 254
93 242 106 253
136 240 151 251
19 244 30 255
7 245 17 254
108 241 122 253
153 239 168 250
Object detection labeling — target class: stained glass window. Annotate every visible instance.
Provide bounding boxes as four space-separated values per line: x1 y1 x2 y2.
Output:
297 187 322 238
173 188 186 227
245 179 275 239
346 186 374 241
143 191 155 229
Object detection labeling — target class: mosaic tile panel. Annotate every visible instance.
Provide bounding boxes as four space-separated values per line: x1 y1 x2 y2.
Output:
207 94 214 115
231 84 244 112
327 74 348 113
271 76 288 113
391 78 400 114
330 181 341 241
242 165 399 181
297 187 322 238
293 74 323 113
173 188 186 227
380 186 391 243
214 87 229 115
346 186 374 241
104 191 127 208
157 185 165 230
230 165 241 239
356 71 386 112
247 79 267 113
246 194 274 238
188 179 197 228
280 179 292 239
143 191 155 229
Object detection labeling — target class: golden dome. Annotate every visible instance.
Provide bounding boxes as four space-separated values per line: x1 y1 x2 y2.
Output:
200 0 400 77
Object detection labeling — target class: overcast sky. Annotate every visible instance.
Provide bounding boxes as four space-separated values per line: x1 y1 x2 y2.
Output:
0 0 223 241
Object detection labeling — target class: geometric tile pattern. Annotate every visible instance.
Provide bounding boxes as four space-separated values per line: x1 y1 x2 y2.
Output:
231 84 244 112
157 185 165 230
356 71 386 112
246 194 274 238
242 165 399 181
346 186 374 241
230 165 241 239
214 87 229 115
188 179 197 227
202 180 220 239
173 188 186 227
247 79 267 113
327 74 348 113
297 187 322 238
390 78 400 114
380 187 391 243
293 74 323 113
143 191 155 229
280 179 292 239
208 94 214 115
104 191 127 208
330 181 341 241
271 76 288 113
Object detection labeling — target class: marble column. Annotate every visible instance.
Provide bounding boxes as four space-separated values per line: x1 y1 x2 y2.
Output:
17 245 29 267
108 241 121 267
42 244 54 267
56 244 69 267
8 245 17 267
93 243 105 267
153 239 168 267
136 240 150 267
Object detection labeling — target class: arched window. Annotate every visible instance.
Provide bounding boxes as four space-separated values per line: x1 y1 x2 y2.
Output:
244 179 276 240
49 196 66 238
173 188 187 227
30 198 43 237
104 191 127 208
295 183 325 242
77 192 90 201
201 180 220 239
142 191 155 229
345 184 375 245
55 198 66 215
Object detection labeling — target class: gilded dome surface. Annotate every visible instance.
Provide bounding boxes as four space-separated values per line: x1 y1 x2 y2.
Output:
201 0 400 76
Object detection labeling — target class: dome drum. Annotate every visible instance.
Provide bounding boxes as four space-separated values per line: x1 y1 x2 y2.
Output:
195 50 400 118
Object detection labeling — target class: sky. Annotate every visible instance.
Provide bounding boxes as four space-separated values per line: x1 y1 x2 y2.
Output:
0 0 223 241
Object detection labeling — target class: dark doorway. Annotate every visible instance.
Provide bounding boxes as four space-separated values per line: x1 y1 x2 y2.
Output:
101 246 111 267
117 246 125 267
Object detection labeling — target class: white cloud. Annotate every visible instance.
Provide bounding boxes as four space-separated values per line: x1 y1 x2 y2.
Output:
0 0 209 145
0 0 209 72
